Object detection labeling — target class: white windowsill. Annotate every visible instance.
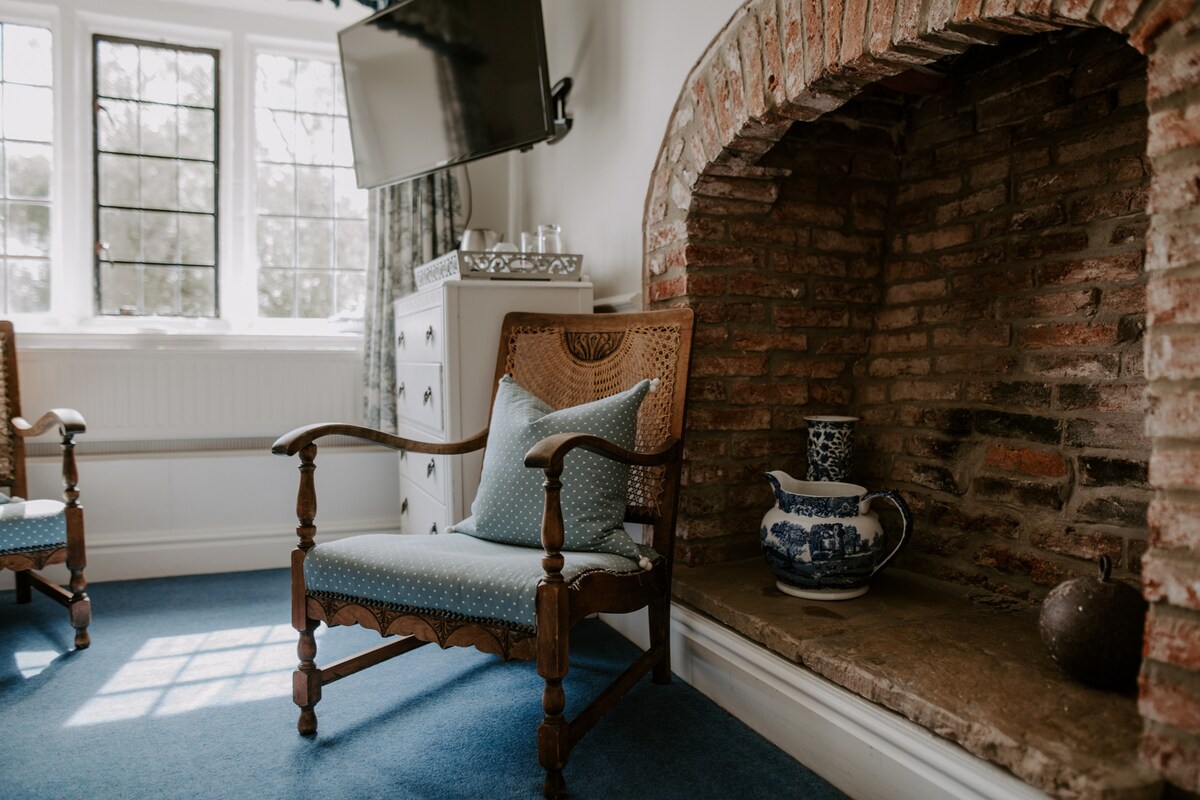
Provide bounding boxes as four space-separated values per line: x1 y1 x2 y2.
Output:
17 319 364 352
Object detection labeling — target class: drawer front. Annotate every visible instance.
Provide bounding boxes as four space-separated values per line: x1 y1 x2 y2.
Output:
395 362 444 433
399 477 448 536
395 305 444 364
400 449 446 499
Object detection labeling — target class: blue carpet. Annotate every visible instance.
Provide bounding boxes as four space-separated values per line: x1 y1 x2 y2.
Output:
0 569 846 799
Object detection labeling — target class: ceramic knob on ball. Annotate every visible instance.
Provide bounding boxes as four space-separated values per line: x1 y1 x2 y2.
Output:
1038 555 1147 690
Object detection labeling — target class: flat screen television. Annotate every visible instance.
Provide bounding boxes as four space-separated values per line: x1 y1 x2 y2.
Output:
339 0 555 189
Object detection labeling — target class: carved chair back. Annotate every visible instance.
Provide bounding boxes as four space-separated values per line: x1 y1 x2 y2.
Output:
490 309 694 560
0 321 27 497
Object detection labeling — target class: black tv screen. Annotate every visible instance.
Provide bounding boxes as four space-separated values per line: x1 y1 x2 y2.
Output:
339 0 554 189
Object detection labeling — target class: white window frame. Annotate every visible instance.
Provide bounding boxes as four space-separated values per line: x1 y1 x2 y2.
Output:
0 0 372 344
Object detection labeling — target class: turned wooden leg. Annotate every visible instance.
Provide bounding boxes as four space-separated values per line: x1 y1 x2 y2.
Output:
69 566 91 649
649 594 671 685
14 570 31 604
294 618 321 736
537 469 571 799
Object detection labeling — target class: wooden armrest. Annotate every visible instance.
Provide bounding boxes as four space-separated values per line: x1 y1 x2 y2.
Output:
524 433 682 472
14 409 87 438
272 423 488 457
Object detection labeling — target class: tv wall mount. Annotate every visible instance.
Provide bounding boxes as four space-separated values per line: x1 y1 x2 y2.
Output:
549 77 573 143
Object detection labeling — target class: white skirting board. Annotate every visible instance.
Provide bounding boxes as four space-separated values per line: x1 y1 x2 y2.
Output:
601 604 1050 800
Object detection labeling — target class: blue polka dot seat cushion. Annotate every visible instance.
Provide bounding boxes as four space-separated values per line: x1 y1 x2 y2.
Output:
450 375 653 561
0 498 68 555
303 533 660 632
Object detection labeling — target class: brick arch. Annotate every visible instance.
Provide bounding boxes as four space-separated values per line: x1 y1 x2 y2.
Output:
643 0 1200 791
643 0 1189 289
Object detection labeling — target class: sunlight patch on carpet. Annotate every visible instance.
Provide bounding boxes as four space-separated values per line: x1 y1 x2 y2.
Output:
65 623 323 727
15 650 58 678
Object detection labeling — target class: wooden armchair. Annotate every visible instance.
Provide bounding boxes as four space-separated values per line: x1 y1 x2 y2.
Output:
0 321 90 650
273 308 694 798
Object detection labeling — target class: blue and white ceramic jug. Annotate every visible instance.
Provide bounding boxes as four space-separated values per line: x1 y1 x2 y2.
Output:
760 471 912 600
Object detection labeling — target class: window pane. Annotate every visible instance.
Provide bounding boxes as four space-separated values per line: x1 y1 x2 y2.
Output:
180 267 214 316
98 261 138 315
178 53 214 107
95 37 218 317
143 265 180 315
100 208 140 262
256 55 295 111
256 109 295 163
141 210 178 263
336 220 366 271
4 84 52 142
8 258 48 313
178 162 214 213
141 159 178 211
335 271 364 318
7 142 51 199
296 271 332 318
296 218 332 270
179 214 214 265
296 166 332 217
257 218 294 268
178 107 214 160
257 268 293 317
139 47 177 105
97 41 138 99
7 202 49 256
139 104 176 157
98 153 139 207
4 25 52 88
97 99 138 153
295 60 333 114
256 164 293 215
254 52 366 320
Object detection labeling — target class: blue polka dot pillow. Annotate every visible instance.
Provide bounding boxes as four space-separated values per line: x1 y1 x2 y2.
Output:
450 375 650 561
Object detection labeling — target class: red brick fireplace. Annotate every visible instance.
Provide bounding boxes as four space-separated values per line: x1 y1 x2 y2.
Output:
644 0 1200 791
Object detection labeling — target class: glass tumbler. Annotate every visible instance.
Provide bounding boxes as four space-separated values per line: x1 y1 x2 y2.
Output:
537 224 563 254
520 231 538 253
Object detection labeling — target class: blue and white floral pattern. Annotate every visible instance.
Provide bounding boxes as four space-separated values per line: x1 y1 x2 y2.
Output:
805 417 858 482
362 171 461 433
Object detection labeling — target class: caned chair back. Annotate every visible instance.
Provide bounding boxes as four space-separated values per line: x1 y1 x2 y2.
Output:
491 309 694 555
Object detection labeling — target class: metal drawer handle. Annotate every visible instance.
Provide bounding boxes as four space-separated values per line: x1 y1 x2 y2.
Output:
397 331 405 346
401 498 408 514
429 522 438 535
426 459 436 477
425 325 434 343
423 386 433 405
399 448 406 460
397 382 405 396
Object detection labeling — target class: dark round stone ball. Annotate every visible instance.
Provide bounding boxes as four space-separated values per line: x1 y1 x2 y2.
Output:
1038 556 1147 691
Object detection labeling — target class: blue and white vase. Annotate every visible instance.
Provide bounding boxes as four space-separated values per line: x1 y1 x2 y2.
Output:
760 471 912 600
805 415 859 482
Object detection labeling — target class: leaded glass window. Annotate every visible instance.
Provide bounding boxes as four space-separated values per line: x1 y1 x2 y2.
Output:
254 53 366 320
0 22 53 313
94 36 218 317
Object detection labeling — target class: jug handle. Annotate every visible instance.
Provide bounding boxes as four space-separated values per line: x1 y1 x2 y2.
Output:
862 490 913 577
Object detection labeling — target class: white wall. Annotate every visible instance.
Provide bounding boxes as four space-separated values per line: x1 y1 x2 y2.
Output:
517 0 745 305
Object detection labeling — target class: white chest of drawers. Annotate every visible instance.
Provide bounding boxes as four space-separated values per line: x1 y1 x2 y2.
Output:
393 278 594 535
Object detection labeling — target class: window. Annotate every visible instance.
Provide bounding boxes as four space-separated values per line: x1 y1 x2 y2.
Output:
93 36 218 317
254 53 367 320
0 22 53 313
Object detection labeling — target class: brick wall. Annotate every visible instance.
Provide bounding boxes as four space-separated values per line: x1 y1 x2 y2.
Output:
672 28 1152 603
857 29 1151 603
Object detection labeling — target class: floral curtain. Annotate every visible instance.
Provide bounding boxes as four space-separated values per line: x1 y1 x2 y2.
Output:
362 171 461 432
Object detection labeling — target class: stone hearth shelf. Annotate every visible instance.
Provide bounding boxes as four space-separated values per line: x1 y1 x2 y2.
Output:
672 559 1160 799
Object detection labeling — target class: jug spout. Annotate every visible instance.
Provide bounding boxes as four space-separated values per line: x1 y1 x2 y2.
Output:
764 470 794 506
